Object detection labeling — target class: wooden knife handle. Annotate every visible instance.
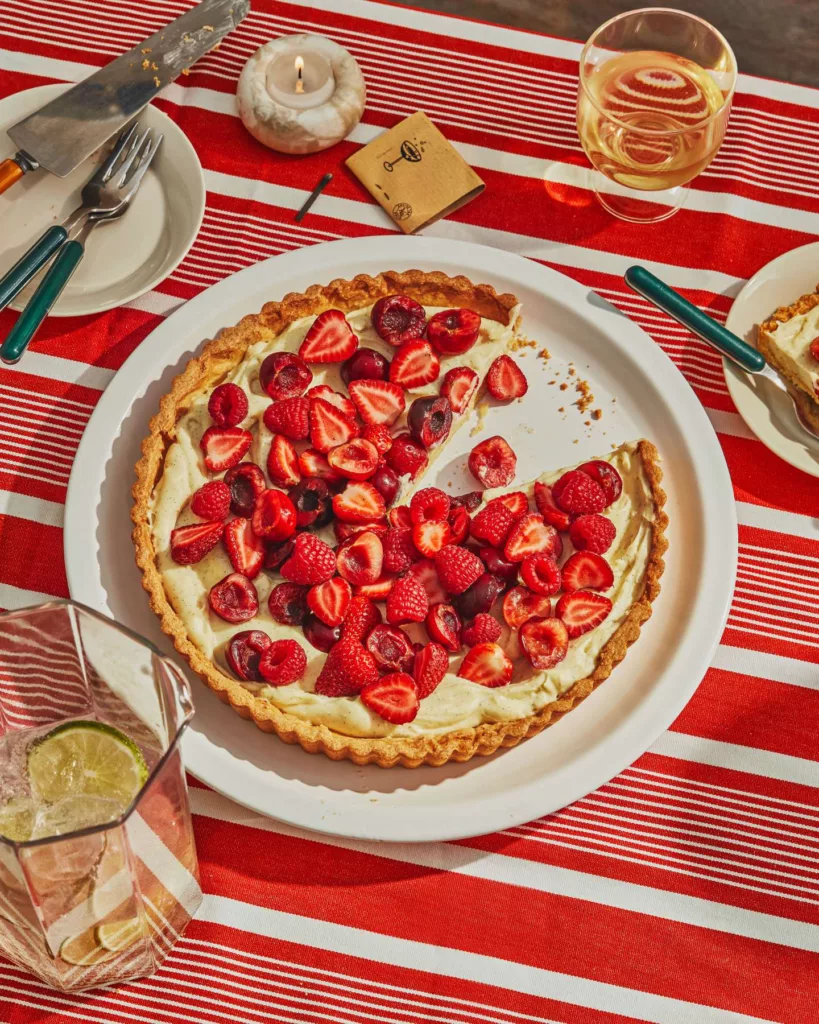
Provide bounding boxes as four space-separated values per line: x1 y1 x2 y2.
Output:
0 158 25 196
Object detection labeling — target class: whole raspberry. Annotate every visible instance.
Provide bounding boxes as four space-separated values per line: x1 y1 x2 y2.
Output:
551 469 606 515
385 435 428 480
280 533 337 585
470 500 515 548
569 514 616 554
461 613 502 647
340 595 382 641
190 480 230 521
258 639 307 685
208 383 248 427
263 397 310 440
382 528 420 574
434 544 484 595
386 574 429 625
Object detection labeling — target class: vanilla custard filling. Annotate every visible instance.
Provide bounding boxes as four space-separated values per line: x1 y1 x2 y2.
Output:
762 305 819 399
150 304 656 739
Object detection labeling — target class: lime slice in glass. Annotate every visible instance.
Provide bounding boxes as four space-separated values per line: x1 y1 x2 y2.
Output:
27 721 148 811
59 926 117 966
0 797 35 842
97 916 143 952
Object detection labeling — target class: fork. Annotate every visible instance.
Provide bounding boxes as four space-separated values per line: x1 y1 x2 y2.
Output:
0 125 162 364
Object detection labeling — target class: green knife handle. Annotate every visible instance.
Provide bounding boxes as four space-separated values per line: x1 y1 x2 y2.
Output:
0 225 68 313
624 265 765 374
0 239 84 365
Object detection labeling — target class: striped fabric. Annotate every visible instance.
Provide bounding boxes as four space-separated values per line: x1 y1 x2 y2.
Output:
0 0 818 1020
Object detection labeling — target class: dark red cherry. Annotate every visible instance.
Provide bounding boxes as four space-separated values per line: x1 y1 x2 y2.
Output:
340 347 390 385
302 612 342 652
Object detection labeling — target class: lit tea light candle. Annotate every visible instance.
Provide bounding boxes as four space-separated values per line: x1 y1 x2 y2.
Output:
237 34 366 154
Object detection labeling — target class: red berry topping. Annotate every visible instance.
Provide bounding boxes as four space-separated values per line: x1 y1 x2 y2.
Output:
299 309 358 363
434 544 484 595
448 505 471 544
268 582 310 626
208 383 248 427
458 642 513 687
226 630 272 682
337 530 384 586
309 397 359 453
561 551 614 593
478 546 519 584
425 603 462 652
461 612 502 647
259 639 307 685
486 355 528 401
353 574 397 601
209 573 258 623
468 435 516 488
411 487 450 524
260 352 312 400
224 462 266 518
470 500 515 548
569 514 616 554
389 339 440 390
427 308 481 355
348 378 405 427
450 491 483 513
388 504 413 529
333 481 386 523
412 520 452 558
362 423 393 456
413 642 449 698
190 480 230 521
366 623 415 673
281 533 337 585
520 552 562 596
371 465 401 506
520 617 569 670
456 572 505 620
224 517 265 579
341 347 390 385
306 385 357 421
386 573 429 625
552 469 607 515
408 395 452 450
383 528 420 574
307 577 352 628
385 434 429 479
298 448 344 485
288 478 331 528
556 590 613 638
316 639 378 696
263 397 310 440
578 460 623 507
503 513 562 564
335 519 388 543
341 596 382 641
811 338 819 362
303 613 342 653
267 434 301 487
495 491 528 517
328 438 380 480
251 489 296 541
264 538 295 571
360 672 419 724
440 366 479 414
170 521 224 565
407 558 449 605
534 481 571 531
502 586 552 629
200 426 252 473
371 294 427 347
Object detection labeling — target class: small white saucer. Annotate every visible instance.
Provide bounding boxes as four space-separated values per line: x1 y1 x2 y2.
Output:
724 241 819 478
0 84 205 317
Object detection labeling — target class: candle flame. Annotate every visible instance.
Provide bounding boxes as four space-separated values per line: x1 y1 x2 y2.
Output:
295 55 304 93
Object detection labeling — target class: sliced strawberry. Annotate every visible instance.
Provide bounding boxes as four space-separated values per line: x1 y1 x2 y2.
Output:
190 480 230 522
334 518 389 542
520 552 562 596
389 339 440 390
360 672 419 724
327 438 379 480
307 577 352 628
407 558 448 606
569 514 616 554
226 630 272 682
552 469 606 515
371 294 427 346
495 491 528 517
468 435 516 488
461 613 502 647
470 500 515 548
448 505 471 544
200 426 252 473
298 447 344 485
299 309 358 363
251 489 297 541
503 513 562 564
382 527 420 574
434 544 484 595
425 603 462 652
332 481 386 523
208 383 248 427
280 533 337 585
412 520 452 558
267 434 301 487
410 487 450 524
263 397 310 440
306 385 357 421
385 435 429 479
486 354 528 400
362 423 393 456
341 596 382 641
386 574 429 625
502 585 552 629
519 617 569 669
578 460 623 507
260 352 312 400
534 481 571 531
209 573 259 623
426 308 481 355
561 551 614 593
224 517 265 579
258 638 307 685
337 530 384 586
366 624 414 673
348 379 405 426
268 582 310 626
413 642 449 698
309 397 359 453
556 590 613 638
457 642 512 687
170 521 224 565
354 574 397 600
388 505 413 529
440 366 479 414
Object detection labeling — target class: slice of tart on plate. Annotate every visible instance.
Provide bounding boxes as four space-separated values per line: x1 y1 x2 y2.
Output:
132 270 668 767
757 285 819 432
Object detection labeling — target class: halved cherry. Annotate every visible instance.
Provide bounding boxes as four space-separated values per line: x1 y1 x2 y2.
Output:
371 294 427 346
302 612 342 652
328 438 380 480
371 465 401 506
426 603 462 652
341 347 390 384
448 505 471 544
209 573 259 623
366 623 415 672
225 630 272 681
259 351 312 400
407 395 452 450
268 582 310 626
251 489 297 541
224 462 266 518
456 572 505 620
478 546 519 584
450 491 483 513
263 538 295 571
502 586 552 629
337 530 384 586
288 478 331 528
519 617 569 669
426 308 481 355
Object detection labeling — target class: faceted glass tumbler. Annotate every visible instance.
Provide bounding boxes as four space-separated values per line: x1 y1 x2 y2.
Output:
0 600 202 992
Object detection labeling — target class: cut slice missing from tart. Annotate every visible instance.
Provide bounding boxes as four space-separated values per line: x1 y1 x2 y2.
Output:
132 270 667 767
758 285 819 432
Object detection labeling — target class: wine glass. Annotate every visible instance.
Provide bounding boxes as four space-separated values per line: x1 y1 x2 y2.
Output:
577 8 737 223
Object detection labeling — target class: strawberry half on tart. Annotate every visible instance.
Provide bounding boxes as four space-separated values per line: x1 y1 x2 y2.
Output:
132 271 667 767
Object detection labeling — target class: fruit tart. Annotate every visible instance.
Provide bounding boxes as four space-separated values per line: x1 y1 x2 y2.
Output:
132 270 667 767
758 285 819 432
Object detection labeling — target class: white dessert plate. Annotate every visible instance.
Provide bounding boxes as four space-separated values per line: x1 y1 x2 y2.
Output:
724 241 819 477
64 236 736 843
0 84 205 317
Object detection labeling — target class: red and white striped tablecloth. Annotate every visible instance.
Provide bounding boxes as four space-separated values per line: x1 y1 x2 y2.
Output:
2 1 819 1020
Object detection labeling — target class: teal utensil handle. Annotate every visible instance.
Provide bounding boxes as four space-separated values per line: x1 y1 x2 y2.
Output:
0 224 67 313
624 265 765 374
0 239 84 364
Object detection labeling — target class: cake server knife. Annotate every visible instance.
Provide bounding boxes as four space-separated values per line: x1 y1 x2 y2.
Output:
0 0 249 196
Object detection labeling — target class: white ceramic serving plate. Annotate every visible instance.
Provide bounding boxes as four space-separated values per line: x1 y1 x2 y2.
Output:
724 241 819 478
0 84 205 316
65 236 736 843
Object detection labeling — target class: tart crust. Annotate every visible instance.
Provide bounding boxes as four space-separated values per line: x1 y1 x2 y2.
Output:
758 285 819 432
132 271 667 768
